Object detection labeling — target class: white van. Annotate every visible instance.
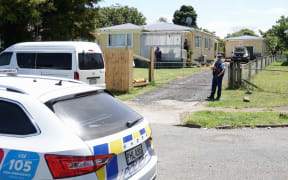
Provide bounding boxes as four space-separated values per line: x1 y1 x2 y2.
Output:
0 41 105 88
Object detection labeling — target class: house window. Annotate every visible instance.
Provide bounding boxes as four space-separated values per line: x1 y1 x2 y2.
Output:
205 38 210 49
195 36 202 48
108 33 133 48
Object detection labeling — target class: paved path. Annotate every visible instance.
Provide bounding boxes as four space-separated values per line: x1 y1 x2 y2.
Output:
130 69 214 105
124 70 288 180
152 124 288 180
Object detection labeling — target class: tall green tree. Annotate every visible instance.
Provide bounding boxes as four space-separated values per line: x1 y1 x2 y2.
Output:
226 29 258 38
215 37 225 54
96 5 146 28
40 0 100 41
0 0 101 48
0 0 45 48
263 16 288 55
172 5 197 28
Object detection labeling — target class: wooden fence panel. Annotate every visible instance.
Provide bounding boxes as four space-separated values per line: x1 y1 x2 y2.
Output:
103 48 133 92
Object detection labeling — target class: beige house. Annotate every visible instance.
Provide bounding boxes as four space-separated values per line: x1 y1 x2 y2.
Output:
97 22 216 63
225 35 269 58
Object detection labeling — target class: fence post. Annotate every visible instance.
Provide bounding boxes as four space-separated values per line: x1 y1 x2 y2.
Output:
236 61 241 88
269 56 271 65
256 58 258 74
261 57 263 70
229 62 234 89
149 47 154 82
248 61 252 80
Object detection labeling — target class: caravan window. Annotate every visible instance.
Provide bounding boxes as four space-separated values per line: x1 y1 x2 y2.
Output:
17 53 72 70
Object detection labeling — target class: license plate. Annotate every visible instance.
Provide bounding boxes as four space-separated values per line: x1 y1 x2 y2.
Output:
89 79 97 84
125 144 144 165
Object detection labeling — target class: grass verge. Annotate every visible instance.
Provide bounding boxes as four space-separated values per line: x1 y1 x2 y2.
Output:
114 67 205 101
186 111 288 128
207 61 288 108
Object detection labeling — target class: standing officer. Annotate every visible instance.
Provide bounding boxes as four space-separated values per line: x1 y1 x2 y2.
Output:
154 47 162 68
207 54 225 101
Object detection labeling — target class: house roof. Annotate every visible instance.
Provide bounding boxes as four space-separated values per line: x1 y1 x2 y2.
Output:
142 22 193 32
225 35 265 41
98 23 142 31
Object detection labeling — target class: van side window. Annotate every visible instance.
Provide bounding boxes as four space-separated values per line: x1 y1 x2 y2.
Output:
17 53 36 68
78 53 104 70
0 100 37 136
17 53 72 70
37 53 72 70
0 52 13 66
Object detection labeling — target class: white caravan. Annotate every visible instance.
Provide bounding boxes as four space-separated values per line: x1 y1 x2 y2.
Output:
0 42 106 88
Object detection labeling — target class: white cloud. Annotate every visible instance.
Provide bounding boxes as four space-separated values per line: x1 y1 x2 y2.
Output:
202 21 262 39
265 8 287 15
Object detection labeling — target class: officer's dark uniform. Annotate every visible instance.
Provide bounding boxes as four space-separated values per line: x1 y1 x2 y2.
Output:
208 58 225 100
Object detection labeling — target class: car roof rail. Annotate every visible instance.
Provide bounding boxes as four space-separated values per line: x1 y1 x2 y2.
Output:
0 69 17 76
0 85 27 94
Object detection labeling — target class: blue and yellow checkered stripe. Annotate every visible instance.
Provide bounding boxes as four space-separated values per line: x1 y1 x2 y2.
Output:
93 125 152 180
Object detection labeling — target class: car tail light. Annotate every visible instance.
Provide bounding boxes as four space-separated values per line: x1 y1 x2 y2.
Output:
45 154 114 179
74 72 79 80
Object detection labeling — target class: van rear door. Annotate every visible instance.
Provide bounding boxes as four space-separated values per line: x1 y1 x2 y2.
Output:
77 52 105 88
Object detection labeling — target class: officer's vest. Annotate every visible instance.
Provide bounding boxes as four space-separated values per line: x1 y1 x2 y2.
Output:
213 61 224 77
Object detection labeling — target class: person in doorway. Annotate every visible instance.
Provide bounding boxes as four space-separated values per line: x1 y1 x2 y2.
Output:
184 39 190 58
207 54 225 101
154 47 162 68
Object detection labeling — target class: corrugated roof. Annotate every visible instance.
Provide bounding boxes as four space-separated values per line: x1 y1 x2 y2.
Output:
225 35 265 41
143 22 193 32
98 23 142 31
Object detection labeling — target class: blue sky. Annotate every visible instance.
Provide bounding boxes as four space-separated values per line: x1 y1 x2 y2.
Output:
98 0 288 38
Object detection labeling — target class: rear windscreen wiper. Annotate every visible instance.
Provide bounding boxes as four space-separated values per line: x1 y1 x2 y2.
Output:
126 118 142 128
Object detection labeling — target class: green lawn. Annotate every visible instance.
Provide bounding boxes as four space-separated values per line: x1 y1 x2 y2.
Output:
114 67 205 101
186 111 288 128
208 61 288 108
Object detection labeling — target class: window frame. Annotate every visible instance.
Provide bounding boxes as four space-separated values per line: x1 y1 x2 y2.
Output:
0 98 40 138
205 38 210 49
0 52 13 66
107 33 133 48
195 36 202 48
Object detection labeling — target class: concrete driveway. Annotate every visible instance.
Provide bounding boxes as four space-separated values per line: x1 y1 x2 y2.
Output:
124 70 288 180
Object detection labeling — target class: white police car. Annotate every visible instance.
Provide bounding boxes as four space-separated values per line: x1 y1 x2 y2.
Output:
0 70 157 180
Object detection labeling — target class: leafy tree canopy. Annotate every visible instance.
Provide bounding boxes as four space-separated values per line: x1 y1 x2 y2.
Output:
263 16 288 54
96 4 146 28
226 29 258 38
173 5 197 28
0 0 101 48
40 0 100 41
0 0 46 48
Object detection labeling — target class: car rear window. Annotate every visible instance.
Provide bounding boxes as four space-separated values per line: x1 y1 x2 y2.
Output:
78 53 104 70
0 100 37 136
52 92 142 140
0 52 12 66
17 53 72 70
235 48 245 52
